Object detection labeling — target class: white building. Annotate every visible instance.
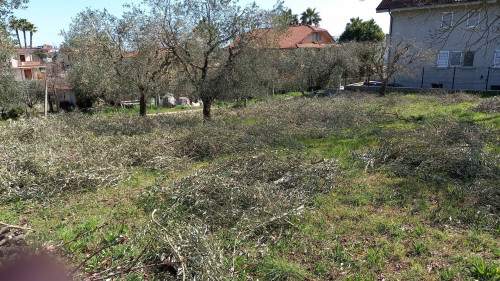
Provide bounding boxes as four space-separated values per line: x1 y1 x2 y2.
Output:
10 48 46 81
377 0 500 90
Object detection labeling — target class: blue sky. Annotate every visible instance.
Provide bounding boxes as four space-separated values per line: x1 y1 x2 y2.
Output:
13 0 389 47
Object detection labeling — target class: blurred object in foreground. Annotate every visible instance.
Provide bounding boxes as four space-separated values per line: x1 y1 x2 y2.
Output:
0 252 70 281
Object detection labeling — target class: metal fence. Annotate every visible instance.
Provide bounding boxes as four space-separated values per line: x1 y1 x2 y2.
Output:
343 66 500 91
394 66 500 91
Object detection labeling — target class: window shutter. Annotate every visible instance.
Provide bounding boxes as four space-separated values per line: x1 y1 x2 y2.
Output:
441 12 454 29
450 51 463 67
494 51 500 68
463 51 474 67
437 51 449 67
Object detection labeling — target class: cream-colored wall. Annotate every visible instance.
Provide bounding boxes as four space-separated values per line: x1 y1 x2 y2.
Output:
388 3 500 89
11 52 34 67
301 31 334 44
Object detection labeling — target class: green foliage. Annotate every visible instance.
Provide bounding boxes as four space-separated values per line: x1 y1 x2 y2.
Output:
439 268 458 281
0 0 28 24
274 46 353 93
339 17 385 43
0 2 24 112
258 257 310 281
470 258 500 280
278 8 299 26
2 106 23 119
300 7 321 26
33 50 46 60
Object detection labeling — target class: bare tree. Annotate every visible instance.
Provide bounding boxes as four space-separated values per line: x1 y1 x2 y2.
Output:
348 39 432 95
63 8 174 116
144 0 275 120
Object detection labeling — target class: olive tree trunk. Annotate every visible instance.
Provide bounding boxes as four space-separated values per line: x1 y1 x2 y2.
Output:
202 98 213 120
139 93 147 116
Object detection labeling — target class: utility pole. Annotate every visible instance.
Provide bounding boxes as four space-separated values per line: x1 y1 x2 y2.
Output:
44 77 48 117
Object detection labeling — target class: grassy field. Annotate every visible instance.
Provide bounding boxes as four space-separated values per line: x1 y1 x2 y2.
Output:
0 92 499 280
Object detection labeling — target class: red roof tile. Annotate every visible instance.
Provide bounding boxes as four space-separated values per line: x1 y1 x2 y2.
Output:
245 25 335 49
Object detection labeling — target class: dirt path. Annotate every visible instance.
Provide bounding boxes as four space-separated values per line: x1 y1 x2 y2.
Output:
147 109 203 116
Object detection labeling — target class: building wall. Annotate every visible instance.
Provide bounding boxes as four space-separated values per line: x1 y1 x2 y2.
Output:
389 3 500 90
10 52 34 67
302 31 334 44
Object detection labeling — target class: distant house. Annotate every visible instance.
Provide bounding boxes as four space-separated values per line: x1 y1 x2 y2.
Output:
377 0 500 90
272 25 336 49
10 48 46 80
234 25 336 50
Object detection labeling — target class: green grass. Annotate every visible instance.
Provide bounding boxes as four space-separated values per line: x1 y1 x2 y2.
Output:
101 104 202 115
1 91 499 280
301 135 377 161
258 257 310 281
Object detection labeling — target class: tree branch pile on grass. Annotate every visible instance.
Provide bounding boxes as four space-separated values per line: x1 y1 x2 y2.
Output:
0 93 378 203
139 153 340 279
472 96 500 114
357 116 500 226
0 114 191 202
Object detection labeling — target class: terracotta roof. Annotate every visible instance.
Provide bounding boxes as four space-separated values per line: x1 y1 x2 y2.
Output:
377 0 480 11
238 25 336 49
279 25 335 49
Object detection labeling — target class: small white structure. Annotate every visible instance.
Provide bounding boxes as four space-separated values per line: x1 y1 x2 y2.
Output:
162 93 177 108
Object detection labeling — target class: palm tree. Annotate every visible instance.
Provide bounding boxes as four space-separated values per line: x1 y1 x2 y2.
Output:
283 9 299 26
8 18 22 48
18 19 29 48
27 23 37 48
300 8 322 26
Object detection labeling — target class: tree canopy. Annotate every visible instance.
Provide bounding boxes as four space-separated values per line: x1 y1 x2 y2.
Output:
280 8 298 26
143 0 277 119
0 0 28 116
63 8 175 115
300 7 321 26
339 17 385 43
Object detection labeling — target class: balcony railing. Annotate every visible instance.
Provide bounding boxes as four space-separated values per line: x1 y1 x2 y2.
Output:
19 61 44 67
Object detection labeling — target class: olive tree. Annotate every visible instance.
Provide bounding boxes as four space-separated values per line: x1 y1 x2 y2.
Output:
347 40 432 95
63 8 174 115
0 0 28 117
145 0 276 120
272 46 353 94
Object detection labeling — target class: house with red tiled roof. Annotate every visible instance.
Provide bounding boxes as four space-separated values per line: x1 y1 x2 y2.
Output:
377 0 500 90
239 25 336 50
275 25 336 49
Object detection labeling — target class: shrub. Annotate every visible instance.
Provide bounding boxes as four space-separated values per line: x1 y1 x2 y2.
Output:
1 107 23 120
470 258 500 280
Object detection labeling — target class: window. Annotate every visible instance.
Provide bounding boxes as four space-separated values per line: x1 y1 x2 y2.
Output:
437 51 450 67
450 51 463 67
463 51 474 67
312 32 322 42
441 12 454 29
467 11 480 28
494 50 500 68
